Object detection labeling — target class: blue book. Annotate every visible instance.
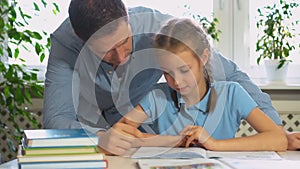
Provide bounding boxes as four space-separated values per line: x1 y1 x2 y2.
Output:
23 129 98 148
19 160 108 169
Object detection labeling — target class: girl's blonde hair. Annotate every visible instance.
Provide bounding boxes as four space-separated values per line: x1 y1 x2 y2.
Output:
154 18 216 113
154 17 213 83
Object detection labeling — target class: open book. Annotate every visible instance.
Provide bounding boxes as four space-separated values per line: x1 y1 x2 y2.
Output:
131 147 282 160
137 158 231 169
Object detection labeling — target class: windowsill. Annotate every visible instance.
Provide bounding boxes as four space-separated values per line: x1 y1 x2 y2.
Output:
246 64 300 90
26 65 300 90
251 78 300 90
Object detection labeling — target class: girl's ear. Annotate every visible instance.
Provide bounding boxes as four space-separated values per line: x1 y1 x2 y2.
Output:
200 48 210 65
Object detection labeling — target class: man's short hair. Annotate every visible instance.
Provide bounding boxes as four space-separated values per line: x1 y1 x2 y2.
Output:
69 0 128 41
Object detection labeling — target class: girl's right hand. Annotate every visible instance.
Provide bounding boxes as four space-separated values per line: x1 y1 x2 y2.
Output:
179 125 215 149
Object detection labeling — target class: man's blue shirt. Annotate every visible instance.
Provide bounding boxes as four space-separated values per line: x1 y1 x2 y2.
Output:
43 6 282 132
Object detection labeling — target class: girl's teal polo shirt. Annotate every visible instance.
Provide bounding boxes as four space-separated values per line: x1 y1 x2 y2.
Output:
139 81 258 140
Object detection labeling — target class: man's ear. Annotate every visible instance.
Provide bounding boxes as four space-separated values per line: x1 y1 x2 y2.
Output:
200 48 210 65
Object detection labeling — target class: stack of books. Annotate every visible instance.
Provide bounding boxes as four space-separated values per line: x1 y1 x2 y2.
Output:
18 129 107 169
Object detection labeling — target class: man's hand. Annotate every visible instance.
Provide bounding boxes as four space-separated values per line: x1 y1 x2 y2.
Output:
96 122 143 155
286 131 300 150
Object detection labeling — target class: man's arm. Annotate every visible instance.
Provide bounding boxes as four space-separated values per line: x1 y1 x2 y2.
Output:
212 50 282 125
115 105 183 148
43 19 84 129
212 50 300 150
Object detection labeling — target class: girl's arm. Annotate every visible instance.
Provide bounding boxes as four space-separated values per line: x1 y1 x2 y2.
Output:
116 105 184 147
202 107 287 151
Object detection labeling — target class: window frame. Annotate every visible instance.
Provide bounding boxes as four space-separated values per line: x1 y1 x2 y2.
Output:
215 0 300 82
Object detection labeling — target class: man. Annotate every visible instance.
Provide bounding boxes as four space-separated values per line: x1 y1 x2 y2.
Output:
43 0 300 155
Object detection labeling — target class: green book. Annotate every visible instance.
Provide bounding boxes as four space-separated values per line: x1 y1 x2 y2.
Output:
23 146 99 156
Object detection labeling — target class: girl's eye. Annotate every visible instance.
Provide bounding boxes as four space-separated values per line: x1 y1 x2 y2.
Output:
180 68 190 73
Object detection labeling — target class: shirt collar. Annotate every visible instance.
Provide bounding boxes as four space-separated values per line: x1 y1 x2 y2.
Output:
177 85 212 113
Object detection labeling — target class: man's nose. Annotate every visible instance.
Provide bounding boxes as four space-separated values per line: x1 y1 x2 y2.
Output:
115 47 128 63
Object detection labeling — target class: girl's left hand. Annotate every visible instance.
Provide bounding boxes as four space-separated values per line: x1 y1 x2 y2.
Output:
179 125 214 149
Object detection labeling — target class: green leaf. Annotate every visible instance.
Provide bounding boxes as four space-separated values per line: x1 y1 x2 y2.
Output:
40 53 45 62
18 7 28 25
53 3 60 13
10 7 17 21
35 43 42 55
14 48 19 59
7 28 19 40
7 47 13 58
19 58 26 62
46 37 51 48
52 9 57 15
0 17 4 29
41 0 47 8
3 86 11 98
33 2 40 11
30 85 43 97
0 48 3 56
30 72 38 81
15 86 24 106
20 31 32 43
24 90 32 104
277 60 285 69
32 68 40 72
22 73 30 81
32 32 43 40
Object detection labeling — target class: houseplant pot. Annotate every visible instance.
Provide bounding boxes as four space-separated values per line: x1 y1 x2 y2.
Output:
256 0 299 82
264 60 289 82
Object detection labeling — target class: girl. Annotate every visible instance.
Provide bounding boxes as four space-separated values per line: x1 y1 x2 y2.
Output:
116 18 287 151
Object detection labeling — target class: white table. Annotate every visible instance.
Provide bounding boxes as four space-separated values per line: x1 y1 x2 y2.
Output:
1 151 299 169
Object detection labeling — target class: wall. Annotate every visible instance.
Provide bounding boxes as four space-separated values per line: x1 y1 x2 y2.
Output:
236 88 300 137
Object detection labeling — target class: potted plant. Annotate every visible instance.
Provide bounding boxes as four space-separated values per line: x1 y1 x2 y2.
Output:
0 0 59 162
256 0 299 82
183 4 222 42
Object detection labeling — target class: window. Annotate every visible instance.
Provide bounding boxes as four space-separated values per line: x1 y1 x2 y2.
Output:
215 0 300 80
9 0 71 66
248 0 300 79
11 0 300 81
124 0 213 18
8 0 71 79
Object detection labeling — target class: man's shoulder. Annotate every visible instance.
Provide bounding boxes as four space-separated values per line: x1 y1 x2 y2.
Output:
128 6 172 36
213 81 240 86
212 81 244 93
52 18 81 39
52 18 72 36
128 6 161 15
51 18 84 52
